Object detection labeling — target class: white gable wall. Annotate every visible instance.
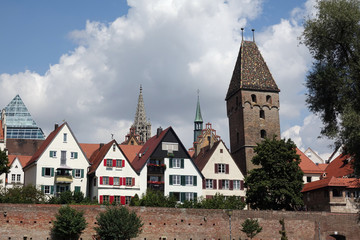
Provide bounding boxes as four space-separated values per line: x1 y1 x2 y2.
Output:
6 158 24 188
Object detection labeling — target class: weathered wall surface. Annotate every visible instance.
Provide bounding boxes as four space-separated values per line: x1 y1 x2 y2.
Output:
0 204 358 240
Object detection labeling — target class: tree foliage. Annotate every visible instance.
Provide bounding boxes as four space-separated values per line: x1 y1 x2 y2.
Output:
245 137 304 210
0 149 10 176
279 218 288 240
51 205 87 240
0 185 46 203
241 218 262 240
302 0 360 174
94 206 143 240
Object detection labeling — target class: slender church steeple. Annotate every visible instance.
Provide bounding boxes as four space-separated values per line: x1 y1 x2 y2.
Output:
132 85 151 143
194 90 203 143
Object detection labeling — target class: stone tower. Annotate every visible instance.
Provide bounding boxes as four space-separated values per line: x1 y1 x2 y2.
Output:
225 40 280 174
194 91 203 143
132 85 151 143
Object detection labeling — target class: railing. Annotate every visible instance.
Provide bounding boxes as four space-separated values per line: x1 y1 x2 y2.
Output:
147 164 166 174
55 175 73 183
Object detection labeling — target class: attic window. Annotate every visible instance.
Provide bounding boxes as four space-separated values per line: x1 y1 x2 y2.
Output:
63 133 67 143
220 149 223 153
113 144 116 152
162 142 178 153
251 94 257 103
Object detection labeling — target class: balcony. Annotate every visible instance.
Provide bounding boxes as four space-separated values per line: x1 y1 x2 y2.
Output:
147 181 164 191
147 164 166 174
55 175 73 184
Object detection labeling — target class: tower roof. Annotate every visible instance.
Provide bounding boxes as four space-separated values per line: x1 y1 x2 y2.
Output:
226 41 280 100
194 92 203 123
132 85 151 142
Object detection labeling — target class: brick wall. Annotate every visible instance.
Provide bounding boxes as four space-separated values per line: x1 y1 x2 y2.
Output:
0 204 359 240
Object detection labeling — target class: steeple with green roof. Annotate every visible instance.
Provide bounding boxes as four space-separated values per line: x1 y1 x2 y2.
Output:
194 90 203 143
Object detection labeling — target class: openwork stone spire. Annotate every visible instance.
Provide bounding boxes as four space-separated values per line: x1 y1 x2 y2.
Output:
132 85 151 143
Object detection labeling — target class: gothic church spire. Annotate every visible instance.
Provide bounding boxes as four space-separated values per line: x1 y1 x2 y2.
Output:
132 85 151 143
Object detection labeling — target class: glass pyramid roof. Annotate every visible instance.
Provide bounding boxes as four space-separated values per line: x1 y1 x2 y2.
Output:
5 95 45 139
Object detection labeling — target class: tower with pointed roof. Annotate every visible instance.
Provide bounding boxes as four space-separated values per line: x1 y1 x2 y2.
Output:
226 40 280 174
4 95 45 140
132 85 151 143
194 91 203 143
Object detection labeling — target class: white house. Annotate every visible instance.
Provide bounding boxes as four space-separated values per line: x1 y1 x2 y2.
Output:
4 155 31 188
23 122 89 197
131 127 203 202
193 140 246 199
87 140 140 204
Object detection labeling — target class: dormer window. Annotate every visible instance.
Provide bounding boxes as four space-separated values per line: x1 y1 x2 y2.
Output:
251 94 257 103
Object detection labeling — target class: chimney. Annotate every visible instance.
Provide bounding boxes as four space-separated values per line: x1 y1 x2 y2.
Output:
54 123 59 130
99 143 104 149
157 127 163 137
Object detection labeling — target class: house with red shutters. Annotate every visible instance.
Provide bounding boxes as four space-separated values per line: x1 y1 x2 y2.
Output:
193 140 245 199
87 139 140 204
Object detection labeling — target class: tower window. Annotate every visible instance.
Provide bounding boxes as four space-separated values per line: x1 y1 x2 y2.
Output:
266 95 271 103
251 94 257 103
260 130 267 139
260 110 265 119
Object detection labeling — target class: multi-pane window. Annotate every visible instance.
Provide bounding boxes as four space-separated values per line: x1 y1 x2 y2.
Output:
44 168 52 177
16 174 21 182
116 159 123 168
185 176 193 186
173 175 180 185
126 177 132 186
11 174 15 182
222 180 230 189
44 185 51 194
103 177 109 185
218 164 226 173
103 195 110 203
74 169 81 178
70 152 78 159
63 133 67 142
114 196 121 204
206 179 213 189
114 177 120 186
106 159 113 167
172 158 181 168
125 196 132 205
233 180 240 190
185 192 194 201
50 151 57 157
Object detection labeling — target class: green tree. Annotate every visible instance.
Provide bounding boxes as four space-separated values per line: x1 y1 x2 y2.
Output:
199 193 245 210
279 218 288 240
94 206 143 240
245 137 304 210
241 218 262 240
0 185 46 203
302 0 360 175
51 205 87 240
0 149 10 177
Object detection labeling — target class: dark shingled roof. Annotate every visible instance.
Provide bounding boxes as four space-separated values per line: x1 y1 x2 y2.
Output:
226 41 280 100
193 141 221 171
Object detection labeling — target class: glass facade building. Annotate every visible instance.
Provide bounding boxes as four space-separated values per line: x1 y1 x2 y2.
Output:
5 95 45 140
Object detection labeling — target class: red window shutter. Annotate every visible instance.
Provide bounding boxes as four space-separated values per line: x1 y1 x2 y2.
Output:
213 179 217 189
122 177 126 186
202 179 206 189
240 180 244 190
215 164 218 173
122 160 125 167
230 180 233 190
110 196 114 204
225 164 229 174
113 159 116 167
218 180 223 189
99 195 103 204
109 177 114 185
100 177 103 185
132 178 135 186
121 196 126 205
103 159 107 166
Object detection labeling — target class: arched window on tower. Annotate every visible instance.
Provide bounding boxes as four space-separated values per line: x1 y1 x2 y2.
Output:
266 95 272 104
260 110 265 119
260 130 267 139
251 94 257 103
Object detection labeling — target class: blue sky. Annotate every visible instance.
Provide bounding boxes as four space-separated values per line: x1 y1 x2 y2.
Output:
0 0 334 159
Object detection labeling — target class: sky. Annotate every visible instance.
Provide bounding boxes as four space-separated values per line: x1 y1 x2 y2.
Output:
0 0 335 159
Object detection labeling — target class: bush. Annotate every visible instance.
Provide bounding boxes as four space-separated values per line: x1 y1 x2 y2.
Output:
0 185 46 203
51 205 87 240
94 206 143 240
241 218 262 240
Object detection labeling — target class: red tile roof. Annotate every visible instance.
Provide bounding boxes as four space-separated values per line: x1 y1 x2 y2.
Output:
193 141 221 171
24 123 66 169
324 154 354 178
317 163 328 171
88 140 114 174
119 145 143 163
80 143 101 159
8 155 32 168
131 127 171 172
302 176 360 192
297 148 324 174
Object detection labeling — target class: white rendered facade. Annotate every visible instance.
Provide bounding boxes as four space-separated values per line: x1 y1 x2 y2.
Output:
6 157 25 188
24 123 89 197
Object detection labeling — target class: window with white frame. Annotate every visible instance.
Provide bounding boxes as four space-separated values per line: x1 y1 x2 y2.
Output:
185 176 193 186
218 164 226 173
172 158 181 168
116 159 123 168
206 179 213 189
50 151 57 157
106 159 113 167
125 196 132 204
44 168 52 177
63 133 67 142
44 185 51 194
173 175 180 185
71 152 78 159
185 192 194 201
16 174 21 182
103 195 109 203
233 180 240 190
11 174 15 182
113 177 120 186
103 176 109 185
114 196 121 204
74 169 81 178
222 180 230 189
126 177 132 186
162 142 179 152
